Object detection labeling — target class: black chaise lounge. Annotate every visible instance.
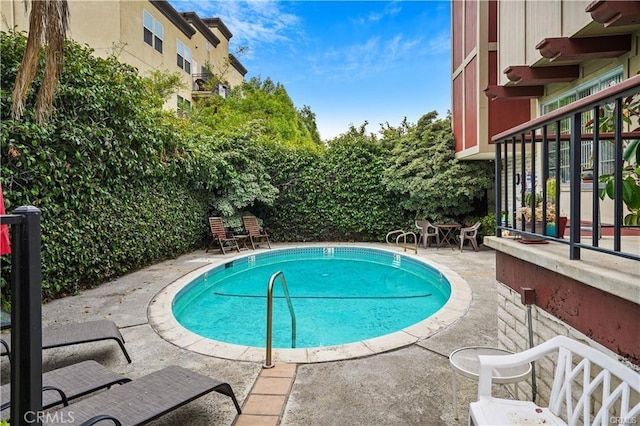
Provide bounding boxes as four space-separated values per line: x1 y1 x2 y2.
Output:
1 360 131 420
42 365 242 425
0 319 131 363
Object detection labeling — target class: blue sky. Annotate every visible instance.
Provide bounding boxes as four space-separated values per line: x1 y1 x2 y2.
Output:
170 1 451 140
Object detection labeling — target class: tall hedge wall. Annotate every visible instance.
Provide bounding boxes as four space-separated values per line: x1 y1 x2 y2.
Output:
1 32 209 299
256 136 412 241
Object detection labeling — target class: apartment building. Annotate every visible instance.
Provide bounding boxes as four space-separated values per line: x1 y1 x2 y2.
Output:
0 0 247 112
453 1 640 158
451 0 640 386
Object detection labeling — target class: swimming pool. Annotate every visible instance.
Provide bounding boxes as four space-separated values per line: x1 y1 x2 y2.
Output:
149 245 472 363
173 247 451 348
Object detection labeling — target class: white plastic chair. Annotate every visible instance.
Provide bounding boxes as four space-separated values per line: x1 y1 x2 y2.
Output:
469 335 640 425
459 221 481 252
415 220 439 248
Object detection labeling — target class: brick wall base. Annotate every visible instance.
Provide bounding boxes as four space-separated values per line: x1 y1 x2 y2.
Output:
497 282 639 407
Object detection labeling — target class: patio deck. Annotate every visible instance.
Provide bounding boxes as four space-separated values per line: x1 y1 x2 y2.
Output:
0 243 532 425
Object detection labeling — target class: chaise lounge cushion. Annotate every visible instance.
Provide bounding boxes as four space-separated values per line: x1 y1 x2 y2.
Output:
1 360 131 420
0 319 131 363
42 365 241 425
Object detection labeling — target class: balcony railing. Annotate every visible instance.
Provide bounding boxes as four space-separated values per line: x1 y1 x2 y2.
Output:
494 74 640 262
191 73 228 98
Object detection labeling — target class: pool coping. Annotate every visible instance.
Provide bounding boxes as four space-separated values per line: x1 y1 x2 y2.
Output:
147 244 472 364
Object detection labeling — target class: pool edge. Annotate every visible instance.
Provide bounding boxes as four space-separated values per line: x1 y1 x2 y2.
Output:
147 244 472 364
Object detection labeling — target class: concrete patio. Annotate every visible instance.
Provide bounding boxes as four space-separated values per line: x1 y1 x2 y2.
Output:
1 242 506 425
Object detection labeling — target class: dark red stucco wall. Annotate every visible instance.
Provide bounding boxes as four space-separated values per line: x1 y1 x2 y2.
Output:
495 252 640 365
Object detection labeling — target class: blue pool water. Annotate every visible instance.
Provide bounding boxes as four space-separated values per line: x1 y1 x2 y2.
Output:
172 247 451 349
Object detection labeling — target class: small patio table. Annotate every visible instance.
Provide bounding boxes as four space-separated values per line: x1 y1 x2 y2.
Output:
449 346 532 419
234 234 250 251
435 224 461 250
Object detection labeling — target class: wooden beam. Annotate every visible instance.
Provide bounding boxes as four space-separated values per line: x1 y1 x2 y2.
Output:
586 0 640 28
536 35 631 62
484 85 544 100
504 65 579 85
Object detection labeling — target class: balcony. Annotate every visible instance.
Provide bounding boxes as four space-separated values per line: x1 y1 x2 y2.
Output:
191 73 228 98
490 74 640 264
484 76 639 364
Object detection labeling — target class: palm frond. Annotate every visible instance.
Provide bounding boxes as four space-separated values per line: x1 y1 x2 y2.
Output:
10 0 68 124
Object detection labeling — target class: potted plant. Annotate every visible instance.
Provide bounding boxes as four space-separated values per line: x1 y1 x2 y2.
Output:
519 192 545 241
545 178 567 237
581 166 594 184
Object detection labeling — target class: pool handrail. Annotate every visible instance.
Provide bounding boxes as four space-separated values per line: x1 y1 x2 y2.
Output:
385 229 418 254
264 271 297 368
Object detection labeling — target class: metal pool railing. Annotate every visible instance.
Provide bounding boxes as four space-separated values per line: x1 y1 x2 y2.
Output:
385 229 418 254
264 271 296 369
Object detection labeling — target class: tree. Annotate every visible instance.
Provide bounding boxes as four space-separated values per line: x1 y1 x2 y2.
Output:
382 111 494 221
298 105 322 146
10 0 69 124
193 76 321 152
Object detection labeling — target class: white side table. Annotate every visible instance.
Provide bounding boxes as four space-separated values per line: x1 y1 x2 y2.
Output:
449 346 532 419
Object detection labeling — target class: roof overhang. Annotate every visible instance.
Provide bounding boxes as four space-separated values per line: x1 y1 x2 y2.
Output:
504 65 579 85
484 85 544 100
586 0 640 28
150 0 195 39
536 34 631 62
203 18 233 41
229 54 248 77
180 12 221 47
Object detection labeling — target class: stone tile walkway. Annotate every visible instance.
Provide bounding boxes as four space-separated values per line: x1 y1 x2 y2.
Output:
236 364 297 425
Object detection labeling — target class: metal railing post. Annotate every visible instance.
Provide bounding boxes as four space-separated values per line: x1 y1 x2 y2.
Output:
569 113 582 260
10 206 43 425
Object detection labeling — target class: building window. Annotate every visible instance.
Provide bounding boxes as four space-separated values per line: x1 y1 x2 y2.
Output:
143 10 163 53
205 41 211 52
542 68 623 183
176 40 191 74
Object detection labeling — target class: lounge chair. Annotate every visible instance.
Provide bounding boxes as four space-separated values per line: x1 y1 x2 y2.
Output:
206 217 240 255
415 220 439 248
459 221 481 252
242 216 271 249
42 365 241 425
1 360 131 420
0 319 131 363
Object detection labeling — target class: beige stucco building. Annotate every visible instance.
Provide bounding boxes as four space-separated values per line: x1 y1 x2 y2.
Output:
0 0 247 112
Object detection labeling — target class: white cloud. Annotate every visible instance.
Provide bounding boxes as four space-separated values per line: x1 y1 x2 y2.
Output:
182 0 304 59
426 32 450 55
351 1 402 25
308 32 425 81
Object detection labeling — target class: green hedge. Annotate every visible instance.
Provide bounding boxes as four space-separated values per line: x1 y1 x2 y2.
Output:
256 136 412 241
1 31 493 304
1 32 209 299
